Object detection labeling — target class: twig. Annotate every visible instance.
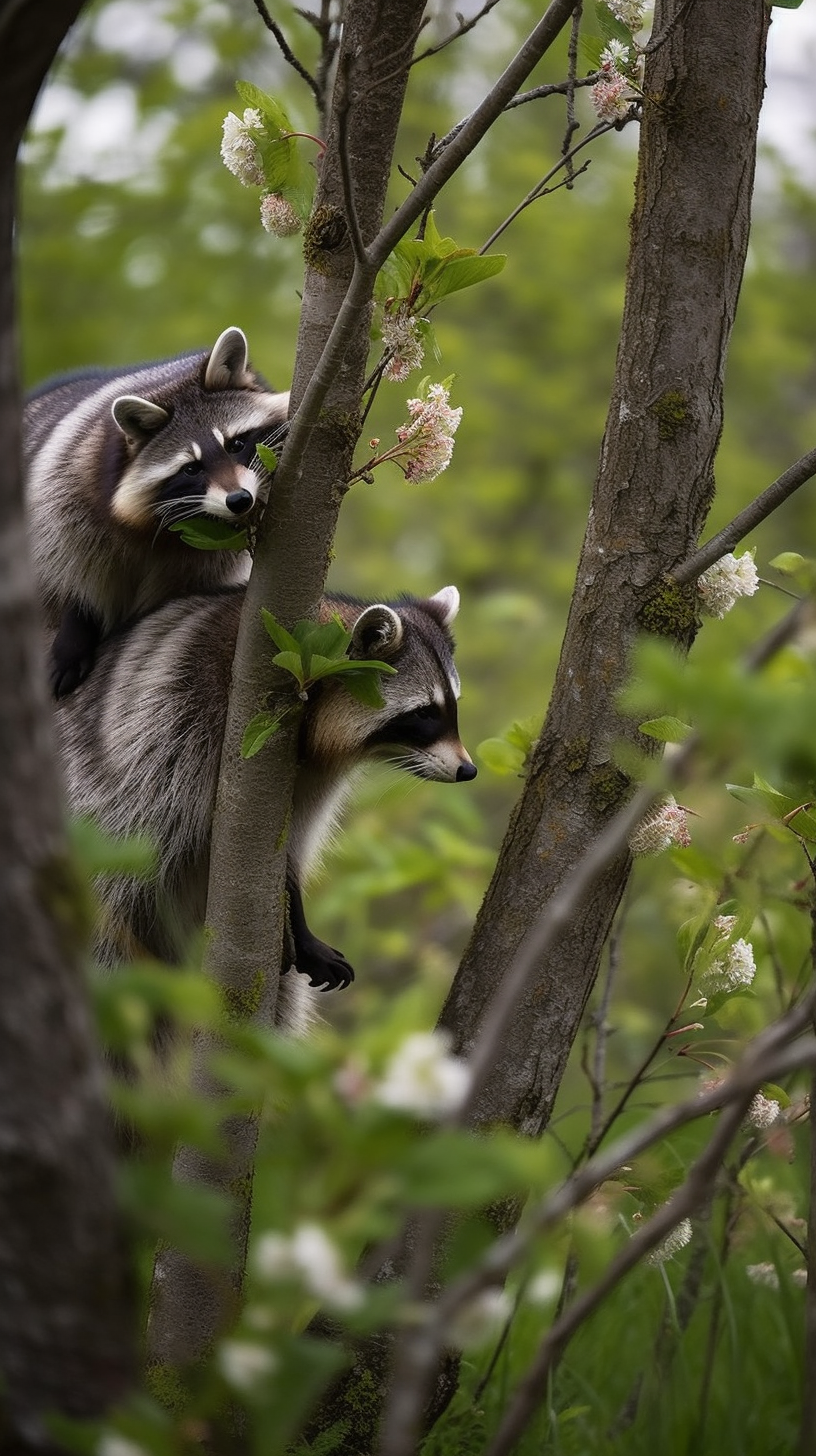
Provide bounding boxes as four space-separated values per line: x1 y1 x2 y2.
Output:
335 53 367 264
432 76 599 160
671 443 816 586
560 2 583 183
410 0 504 66
480 115 626 252
251 0 320 102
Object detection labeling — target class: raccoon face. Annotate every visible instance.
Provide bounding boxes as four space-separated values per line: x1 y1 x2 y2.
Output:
309 586 477 784
109 327 289 532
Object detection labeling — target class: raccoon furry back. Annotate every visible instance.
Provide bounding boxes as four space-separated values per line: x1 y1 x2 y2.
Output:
25 327 289 696
55 584 475 1031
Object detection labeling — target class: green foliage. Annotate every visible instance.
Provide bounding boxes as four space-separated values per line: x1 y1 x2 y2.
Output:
233 81 316 222
476 715 539 775
260 609 397 701
376 211 507 313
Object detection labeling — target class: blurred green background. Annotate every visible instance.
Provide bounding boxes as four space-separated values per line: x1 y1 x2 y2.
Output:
19 0 816 1101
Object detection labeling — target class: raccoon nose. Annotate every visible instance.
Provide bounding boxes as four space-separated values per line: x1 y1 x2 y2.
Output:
456 762 478 782
225 488 254 515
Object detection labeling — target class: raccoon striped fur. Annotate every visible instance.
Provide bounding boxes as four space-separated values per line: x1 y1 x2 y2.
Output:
25 327 289 697
54 583 476 1024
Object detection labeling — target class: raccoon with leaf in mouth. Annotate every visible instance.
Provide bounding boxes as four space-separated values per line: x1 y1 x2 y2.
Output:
25 325 288 696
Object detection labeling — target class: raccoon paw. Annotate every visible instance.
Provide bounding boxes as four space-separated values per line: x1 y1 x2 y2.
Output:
51 652 96 699
296 941 355 992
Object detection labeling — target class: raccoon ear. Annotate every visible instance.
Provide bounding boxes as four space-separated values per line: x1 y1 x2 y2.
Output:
350 605 404 660
427 585 460 628
112 395 170 442
205 327 251 390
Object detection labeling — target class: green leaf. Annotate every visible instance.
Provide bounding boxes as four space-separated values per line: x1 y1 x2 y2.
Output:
639 715 693 744
68 817 156 877
423 252 507 304
772 0 805 8
770 551 806 574
256 442 278 472
273 650 307 686
308 656 397 681
241 710 284 759
477 736 526 776
168 518 248 551
261 609 300 654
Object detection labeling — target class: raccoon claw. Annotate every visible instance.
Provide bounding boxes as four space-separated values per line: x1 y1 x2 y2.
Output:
51 654 95 699
298 943 355 992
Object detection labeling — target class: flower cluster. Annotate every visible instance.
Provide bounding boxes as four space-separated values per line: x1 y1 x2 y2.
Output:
647 1216 692 1266
382 306 426 382
697 551 759 618
629 795 691 855
747 1262 807 1290
260 192 301 237
605 0 647 29
218 1339 277 1392
702 937 756 996
394 384 463 483
254 1222 363 1311
373 1029 471 1119
221 107 266 187
746 1091 781 1130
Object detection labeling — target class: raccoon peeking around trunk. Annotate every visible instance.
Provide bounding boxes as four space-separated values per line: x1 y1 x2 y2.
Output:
25 326 289 697
54 582 476 1018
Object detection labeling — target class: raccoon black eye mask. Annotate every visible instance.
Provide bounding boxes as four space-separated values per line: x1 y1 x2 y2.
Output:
25 326 289 698
54 583 476 1003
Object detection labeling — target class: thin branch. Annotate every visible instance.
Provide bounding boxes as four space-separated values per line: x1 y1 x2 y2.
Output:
480 114 627 252
335 53 367 264
411 0 503 66
432 75 599 160
251 0 320 101
671 443 816 586
560 2 583 183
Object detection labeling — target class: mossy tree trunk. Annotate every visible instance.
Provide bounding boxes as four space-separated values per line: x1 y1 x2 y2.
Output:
440 0 771 1133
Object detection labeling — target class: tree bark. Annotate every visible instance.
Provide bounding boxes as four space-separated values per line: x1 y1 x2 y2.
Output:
148 0 429 1367
0 2 136 1448
440 0 771 1135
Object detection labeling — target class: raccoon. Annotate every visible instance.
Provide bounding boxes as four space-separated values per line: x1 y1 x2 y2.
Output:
25 327 289 697
54 582 476 1015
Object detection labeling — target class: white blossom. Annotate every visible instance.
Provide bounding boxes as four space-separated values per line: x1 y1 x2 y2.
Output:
792 1267 808 1288
97 1439 150 1456
260 192 301 237
600 39 630 72
390 384 463 483
697 551 759 618
592 73 631 122
446 1288 512 1348
746 1261 779 1289
647 1216 693 1265
218 1339 277 1392
713 914 738 933
629 795 691 855
747 1092 781 1130
372 1030 471 1119
605 0 647 29
382 308 426 382
526 1268 562 1305
702 937 756 996
221 108 266 187
254 1222 363 1311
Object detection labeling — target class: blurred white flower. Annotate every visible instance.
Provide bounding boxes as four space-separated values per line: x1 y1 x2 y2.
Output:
447 1287 512 1348
605 0 647 29
526 1268 562 1305
218 1339 277 1392
97 1438 150 1456
254 1222 363 1311
647 1216 692 1265
697 551 759 618
792 1267 808 1288
713 914 738 933
373 1030 471 1118
747 1092 781 1130
260 192 301 237
746 1261 779 1289
702 938 756 995
629 795 690 855
220 107 265 186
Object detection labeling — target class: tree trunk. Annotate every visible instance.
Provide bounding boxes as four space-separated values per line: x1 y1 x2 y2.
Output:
0 2 136 1448
440 0 770 1135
